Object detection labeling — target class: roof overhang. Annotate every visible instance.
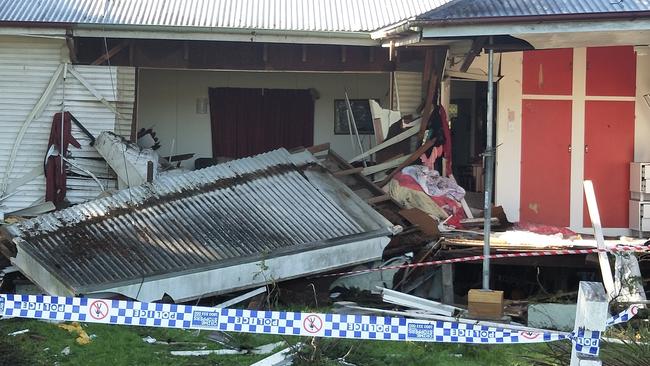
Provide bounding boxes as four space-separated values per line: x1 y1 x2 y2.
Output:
0 21 380 46
376 15 650 51
427 17 650 50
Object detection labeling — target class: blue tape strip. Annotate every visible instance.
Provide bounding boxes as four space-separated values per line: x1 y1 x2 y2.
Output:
0 294 631 356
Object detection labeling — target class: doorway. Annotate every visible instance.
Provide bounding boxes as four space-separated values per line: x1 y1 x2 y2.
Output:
449 80 495 196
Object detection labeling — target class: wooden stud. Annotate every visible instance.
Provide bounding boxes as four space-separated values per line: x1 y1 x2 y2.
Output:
366 195 391 204
441 264 454 305
341 46 347 63
460 36 487 73
334 167 364 176
91 41 128 65
262 44 269 63
302 45 307 62
306 143 330 154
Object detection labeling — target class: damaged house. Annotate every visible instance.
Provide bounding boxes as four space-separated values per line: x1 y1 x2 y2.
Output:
0 0 442 299
0 0 648 327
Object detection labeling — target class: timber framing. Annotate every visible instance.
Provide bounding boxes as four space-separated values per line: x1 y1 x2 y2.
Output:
74 37 395 72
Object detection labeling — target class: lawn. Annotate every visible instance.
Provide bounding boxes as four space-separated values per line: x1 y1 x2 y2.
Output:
0 317 544 366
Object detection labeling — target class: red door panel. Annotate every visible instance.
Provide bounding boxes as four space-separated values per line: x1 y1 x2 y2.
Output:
583 101 635 228
522 48 573 95
521 100 572 226
586 46 636 97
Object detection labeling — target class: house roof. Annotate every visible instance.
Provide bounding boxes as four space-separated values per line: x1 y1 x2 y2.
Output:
417 0 650 22
1 148 396 302
0 0 451 33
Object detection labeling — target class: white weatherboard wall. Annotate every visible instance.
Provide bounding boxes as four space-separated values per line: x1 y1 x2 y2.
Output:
0 36 135 213
137 69 390 166
492 49 650 234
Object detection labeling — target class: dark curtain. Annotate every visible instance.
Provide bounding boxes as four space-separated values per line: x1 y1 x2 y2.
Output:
209 87 314 159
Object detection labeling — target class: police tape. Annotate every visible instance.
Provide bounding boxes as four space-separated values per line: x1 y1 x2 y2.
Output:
318 245 650 278
0 294 639 356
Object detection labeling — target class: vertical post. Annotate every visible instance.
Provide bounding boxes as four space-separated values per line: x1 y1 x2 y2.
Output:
482 38 495 290
441 264 454 305
570 281 608 366
146 161 154 183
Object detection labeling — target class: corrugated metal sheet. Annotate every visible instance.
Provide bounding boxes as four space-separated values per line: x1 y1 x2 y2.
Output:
0 0 451 32
0 36 135 213
418 0 650 21
2 148 394 297
393 71 422 117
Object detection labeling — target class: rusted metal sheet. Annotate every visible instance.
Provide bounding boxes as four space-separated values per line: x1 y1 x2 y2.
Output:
2 148 397 302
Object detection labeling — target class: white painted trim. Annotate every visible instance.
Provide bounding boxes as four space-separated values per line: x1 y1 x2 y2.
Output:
494 52 523 222
522 94 573 100
0 27 66 37
584 95 636 101
570 48 587 232
521 95 634 102
422 19 650 38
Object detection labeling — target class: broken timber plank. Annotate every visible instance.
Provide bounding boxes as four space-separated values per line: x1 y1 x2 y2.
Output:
379 287 459 316
583 180 616 297
349 123 420 163
334 167 364 177
366 195 390 205
307 143 330 154
378 138 436 187
91 41 128 65
361 156 409 176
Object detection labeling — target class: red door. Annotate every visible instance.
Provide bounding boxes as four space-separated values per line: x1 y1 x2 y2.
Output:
583 101 635 228
521 100 573 226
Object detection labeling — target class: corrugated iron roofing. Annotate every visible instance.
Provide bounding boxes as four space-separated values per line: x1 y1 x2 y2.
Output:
0 0 452 32
2 148 394 291
418 0 650 21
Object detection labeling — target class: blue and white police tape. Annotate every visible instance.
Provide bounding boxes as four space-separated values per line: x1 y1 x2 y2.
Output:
0 294 637 356
607 305 639 326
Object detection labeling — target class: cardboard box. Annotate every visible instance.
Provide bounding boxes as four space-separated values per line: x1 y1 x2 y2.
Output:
468 289 504 319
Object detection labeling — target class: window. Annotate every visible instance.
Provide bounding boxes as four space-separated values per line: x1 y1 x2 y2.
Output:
334 99 375 135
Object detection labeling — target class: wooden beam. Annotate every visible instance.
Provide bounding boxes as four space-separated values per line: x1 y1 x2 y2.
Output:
334 167 364 176
366 195 391 204
306 143 330 154
361 155 408 176
460 36 487 73
349 122 420 163
91 41 128 65
65 31 77 63
418 48 441 142
378 138 436 187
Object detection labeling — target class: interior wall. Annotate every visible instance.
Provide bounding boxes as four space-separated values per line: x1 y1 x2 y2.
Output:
137 69 389 167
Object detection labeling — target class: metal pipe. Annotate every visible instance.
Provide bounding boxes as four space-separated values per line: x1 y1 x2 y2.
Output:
482 37 495 290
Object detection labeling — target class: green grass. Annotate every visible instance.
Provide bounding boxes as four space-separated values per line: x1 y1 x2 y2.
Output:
0 318 543 365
